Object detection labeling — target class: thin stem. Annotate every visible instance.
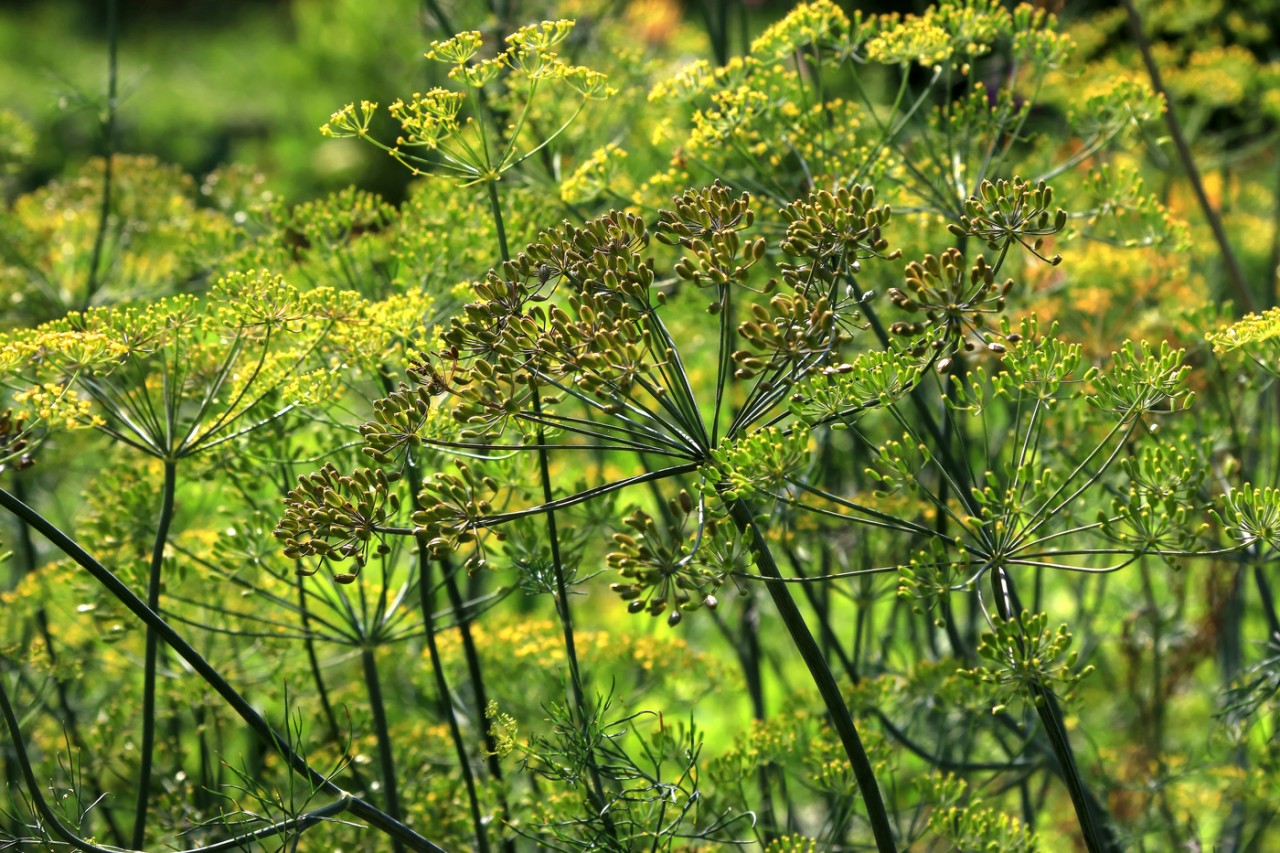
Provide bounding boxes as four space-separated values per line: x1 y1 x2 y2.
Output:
487 180 510 267
532 387 619 841
440 553 514 852
1119 0 1254 312
82 0 118 311
293 575 371 792
485 174 616 841
360 647 406 853
131 457 177 849
0 486 446 853
0 672 356 853
726 498 898 852
988 567 1120 853
417 546 491 853
458 464 703 532
399 438 495 853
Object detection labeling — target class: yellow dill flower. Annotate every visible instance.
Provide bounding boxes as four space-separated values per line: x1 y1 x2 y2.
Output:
320 100 378 139
447 56 504 89
866 18 954 67
648 58 714 102
388 90 466 151
1207 307 1280 353
1168 44 1258 108
561 64 615 99
426 30 484 65
505 19 576 52
13 383 101 430
750 0 851 62
687 86 770 151
927 0 1010 57
559 142 629 204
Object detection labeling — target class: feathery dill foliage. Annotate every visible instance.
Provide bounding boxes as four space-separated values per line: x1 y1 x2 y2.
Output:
4 0 1280 851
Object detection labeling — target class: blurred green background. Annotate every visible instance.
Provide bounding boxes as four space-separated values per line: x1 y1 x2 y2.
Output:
1 0 469 203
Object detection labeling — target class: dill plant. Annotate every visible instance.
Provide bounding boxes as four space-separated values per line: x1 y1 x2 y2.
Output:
3 1 1280 852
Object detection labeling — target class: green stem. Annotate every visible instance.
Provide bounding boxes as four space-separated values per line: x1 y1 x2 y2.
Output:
486 179 510 267
0 672 360 853
485 172 617 841
380 369 510 851
131 457 177 849
710 597 777 843
360 647 406 853
989 567 1119 853
1119 0 1254 313
411 494 492 853
83 0 118 311
0 486 446 853
296 576 371 792
439 553 515 853
726 498 898 852
531 387 619 841
7 475 128 845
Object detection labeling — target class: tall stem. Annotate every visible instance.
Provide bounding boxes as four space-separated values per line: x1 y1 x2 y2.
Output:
482 180 620 841
296 577 371 792
531 387 619 840
439 552 517 853
427 554 495 850
360 647 406 853
131 457 177 849
407 465 492 853
1119 0 1254 313
486 180 510 268
989 567 1120 853
7 476 127 845
0 485 446 852
726 498 898 852
84 0 118 311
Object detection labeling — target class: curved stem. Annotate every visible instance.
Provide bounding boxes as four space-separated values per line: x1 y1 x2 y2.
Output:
379 370 511 851
486 170 617 843
531 388 620 841
439 553 515 853
0 670 359 853
296 576 371 793
418 546 491 853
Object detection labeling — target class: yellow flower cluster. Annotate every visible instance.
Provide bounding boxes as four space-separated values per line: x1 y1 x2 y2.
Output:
320 100 378 139
1167 45 1256 108
648 58 715 103
0 328 126 375
763 835 821 853
1207 307 1280 354
559 142 629 205
388 90 467 152
326 17 614 186
426 30 484 64
434 615 716 679
13 383 101 429
749 0 853 62
928 0 1005 57
865 19 955 67
687 86 770 151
